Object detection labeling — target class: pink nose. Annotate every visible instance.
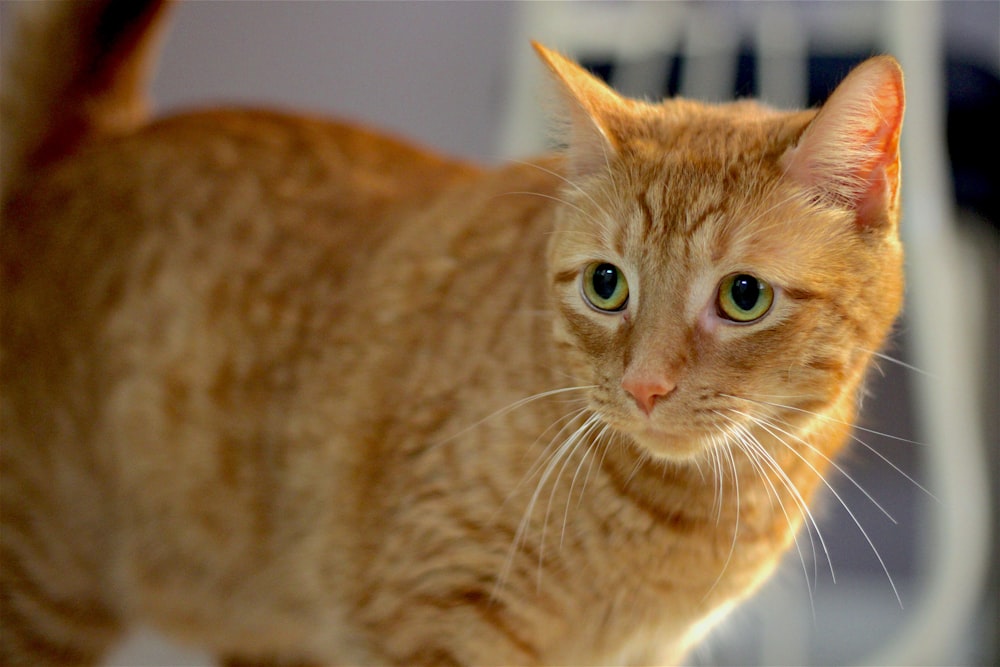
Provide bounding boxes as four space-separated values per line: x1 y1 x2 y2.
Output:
621 376 676 416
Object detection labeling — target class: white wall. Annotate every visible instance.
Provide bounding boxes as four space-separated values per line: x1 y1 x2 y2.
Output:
152 1 517 164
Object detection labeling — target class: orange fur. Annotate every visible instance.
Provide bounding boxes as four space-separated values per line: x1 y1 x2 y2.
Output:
1 3 904 665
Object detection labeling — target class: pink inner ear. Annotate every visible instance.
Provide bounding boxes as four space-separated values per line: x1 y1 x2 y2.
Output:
782 56 904 227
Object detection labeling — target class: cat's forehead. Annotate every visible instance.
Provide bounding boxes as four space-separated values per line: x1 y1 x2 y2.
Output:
611 106 815 242
634 101 812 171
557 104 823 280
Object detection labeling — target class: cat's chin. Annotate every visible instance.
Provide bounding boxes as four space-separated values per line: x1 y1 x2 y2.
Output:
627 427 708 463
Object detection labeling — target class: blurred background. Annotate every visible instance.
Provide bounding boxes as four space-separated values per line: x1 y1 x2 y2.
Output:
4 1 996 664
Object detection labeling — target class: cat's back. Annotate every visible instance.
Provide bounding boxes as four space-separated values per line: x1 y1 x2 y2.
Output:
2 106 477 332
2 105 559 451
1 105 563 651
2 107 484 423
5 106 480 250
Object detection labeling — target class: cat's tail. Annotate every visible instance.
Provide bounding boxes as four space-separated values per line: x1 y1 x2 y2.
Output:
0 0 172 201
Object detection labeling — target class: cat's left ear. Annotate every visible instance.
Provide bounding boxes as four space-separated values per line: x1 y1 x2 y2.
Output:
533 42 628 178
782 56 904 230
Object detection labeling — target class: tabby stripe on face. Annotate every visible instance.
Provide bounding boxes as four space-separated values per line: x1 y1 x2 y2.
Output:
638 191 656 236
553 268 578 286
804 356 844 373
820 298 868 340
783 286 820 302
680 197 725 240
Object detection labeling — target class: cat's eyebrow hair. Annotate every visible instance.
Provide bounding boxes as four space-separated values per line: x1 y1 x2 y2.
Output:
682 199 725 238
783 286 820 301
553 268 579 284
637 192 655 235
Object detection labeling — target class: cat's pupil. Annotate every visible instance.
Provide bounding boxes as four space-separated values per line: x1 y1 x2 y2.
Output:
592 264 619 300
730 275 761 311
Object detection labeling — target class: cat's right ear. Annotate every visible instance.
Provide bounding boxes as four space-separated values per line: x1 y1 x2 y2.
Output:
781 56 905 230
532 42 626 178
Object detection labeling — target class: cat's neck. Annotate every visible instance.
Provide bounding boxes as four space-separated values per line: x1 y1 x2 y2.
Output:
591 398 854 591
603 407 850 518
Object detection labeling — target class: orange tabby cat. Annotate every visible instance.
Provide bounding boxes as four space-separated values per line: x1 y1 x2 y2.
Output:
0 1 905 664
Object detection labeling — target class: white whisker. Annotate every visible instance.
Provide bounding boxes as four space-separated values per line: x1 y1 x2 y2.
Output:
703 437 740 601
436 385 596 449
519 407 591 483
721 393 925 446
561 418 612 547
716 410 833 602
734 409 903 607
495 409 604 598
573 420 613 510
707 437 726 523
623 449 648 488
749 411 898 525
541 414 600 555
507 159 616 224
861 348 935 378
723 417 820 617
846 433 936 500
763 409 936 501
499 190 609 234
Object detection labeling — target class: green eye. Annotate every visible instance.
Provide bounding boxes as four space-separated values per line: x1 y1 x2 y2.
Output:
717 274 774 322
582 262 629 312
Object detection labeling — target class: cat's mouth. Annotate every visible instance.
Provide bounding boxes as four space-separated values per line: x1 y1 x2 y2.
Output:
596 400 712 461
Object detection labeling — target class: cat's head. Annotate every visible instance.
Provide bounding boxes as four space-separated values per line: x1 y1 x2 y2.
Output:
536 44 905 462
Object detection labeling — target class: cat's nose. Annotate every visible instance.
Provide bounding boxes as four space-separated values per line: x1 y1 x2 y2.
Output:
622 375 676 416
